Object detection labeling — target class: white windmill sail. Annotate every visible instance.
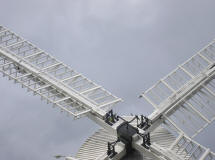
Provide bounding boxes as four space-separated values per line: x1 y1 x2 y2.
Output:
151 112 215 160
141 39 215 138
169 133 215 160
2 25 215 160
0 26 122 119
71 38 215 160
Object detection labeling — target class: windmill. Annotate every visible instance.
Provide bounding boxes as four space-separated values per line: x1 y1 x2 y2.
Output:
0 25 215 160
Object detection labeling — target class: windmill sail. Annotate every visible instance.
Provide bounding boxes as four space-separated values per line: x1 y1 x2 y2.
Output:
2 25 215 160
169 133 215 160
0 26 122 119
141 39 215 138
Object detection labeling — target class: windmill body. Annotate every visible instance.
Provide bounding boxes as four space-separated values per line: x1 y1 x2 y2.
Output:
0 25 215 160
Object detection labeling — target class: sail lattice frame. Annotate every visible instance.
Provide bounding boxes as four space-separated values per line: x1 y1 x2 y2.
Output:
142 40 215 138
0 26 122 119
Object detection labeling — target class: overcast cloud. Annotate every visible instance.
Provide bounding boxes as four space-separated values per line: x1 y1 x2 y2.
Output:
0 0 215 160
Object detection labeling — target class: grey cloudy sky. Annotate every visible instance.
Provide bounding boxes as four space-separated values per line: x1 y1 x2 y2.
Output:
0 0 215 159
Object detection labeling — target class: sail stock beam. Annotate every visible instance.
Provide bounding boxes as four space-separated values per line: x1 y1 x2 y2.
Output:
140 39 215 138
0 26 122 120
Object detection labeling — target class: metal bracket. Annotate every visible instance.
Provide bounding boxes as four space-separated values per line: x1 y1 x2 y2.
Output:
107 139 120 158
137 115 151 130
105 110 119 126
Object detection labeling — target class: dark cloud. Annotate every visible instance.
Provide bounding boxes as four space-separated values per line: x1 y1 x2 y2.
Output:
0 0 215 159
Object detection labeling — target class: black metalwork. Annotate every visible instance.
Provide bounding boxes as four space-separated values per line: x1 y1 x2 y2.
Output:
106 112 152 157
117 121 139 153
137 115 151 130
105 110 119 126
142 133 151 149
107 139 120 158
